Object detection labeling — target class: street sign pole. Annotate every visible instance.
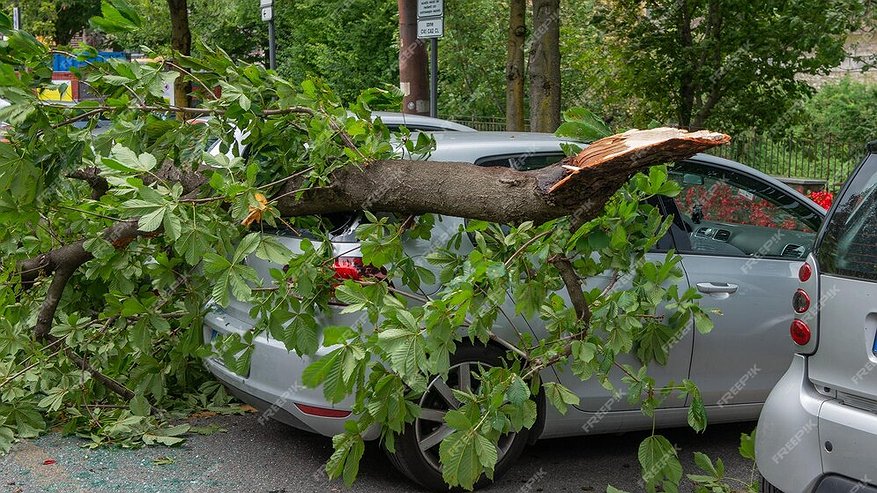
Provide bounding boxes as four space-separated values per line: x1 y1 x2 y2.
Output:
267 20 276 70
260 0 276 70
416 0 443 118
429 38 437 117
12 7 20 30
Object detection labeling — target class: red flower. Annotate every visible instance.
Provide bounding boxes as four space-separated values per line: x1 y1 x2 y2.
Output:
808 190 834 210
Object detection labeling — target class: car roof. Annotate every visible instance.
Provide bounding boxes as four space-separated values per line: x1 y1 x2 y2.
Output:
423 131 570 162
421 131 822 212
372 112 476 132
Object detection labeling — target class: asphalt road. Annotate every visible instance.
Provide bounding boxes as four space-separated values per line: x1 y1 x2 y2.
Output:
1 413 757 493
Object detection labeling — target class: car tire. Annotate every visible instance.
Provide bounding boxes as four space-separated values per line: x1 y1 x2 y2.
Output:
386 343 531 492
760 473 784 493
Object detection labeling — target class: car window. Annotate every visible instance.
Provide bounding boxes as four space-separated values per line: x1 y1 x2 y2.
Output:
475 153 565 171
668 162 820 258
817 157 877 281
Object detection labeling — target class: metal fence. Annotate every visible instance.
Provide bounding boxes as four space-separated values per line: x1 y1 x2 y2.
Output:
449 116 530 132
706 133 867 190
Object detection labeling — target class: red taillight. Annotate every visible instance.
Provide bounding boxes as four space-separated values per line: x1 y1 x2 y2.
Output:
793 289 811 313
332 257 387 282
799 263 812 282
790 319 811 346
333 257 364 280
294 403 351 418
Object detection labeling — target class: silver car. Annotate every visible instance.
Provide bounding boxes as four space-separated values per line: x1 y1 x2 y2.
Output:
757 146 877 493
203 131 825 490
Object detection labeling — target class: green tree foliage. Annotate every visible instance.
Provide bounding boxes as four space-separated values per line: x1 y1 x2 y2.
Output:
793 76 877 144
274 0 398 104
0 0 99 44
592 0 867 132
437 0 507 117
104 0 397 104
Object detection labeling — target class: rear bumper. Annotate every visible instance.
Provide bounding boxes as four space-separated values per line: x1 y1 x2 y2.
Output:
757 355 877 492
202 307 379 440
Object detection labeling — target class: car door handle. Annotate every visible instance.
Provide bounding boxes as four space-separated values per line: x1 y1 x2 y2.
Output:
696 282 738 294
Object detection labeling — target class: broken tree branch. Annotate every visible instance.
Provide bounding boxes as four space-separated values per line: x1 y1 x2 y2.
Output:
275 127 730 224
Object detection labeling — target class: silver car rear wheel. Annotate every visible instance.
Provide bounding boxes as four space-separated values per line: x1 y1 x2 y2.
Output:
414 361 518 471
386 344 532 492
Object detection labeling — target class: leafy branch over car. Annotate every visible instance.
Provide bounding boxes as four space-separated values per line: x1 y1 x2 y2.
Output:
0 6 752 492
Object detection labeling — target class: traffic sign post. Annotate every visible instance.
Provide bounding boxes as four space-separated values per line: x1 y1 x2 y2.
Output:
12 7 20 30
416 0 443 118
260 0 276 70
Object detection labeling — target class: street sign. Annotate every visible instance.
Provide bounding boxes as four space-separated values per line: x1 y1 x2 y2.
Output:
417 17 443 39
417 0 443 18
261 6 273 21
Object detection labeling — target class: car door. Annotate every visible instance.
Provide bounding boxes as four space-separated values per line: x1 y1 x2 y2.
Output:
471 152 695 413
542 199 696 413
666 159 824 407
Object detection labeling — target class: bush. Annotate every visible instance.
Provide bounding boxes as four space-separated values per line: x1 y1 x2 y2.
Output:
795 77 877 145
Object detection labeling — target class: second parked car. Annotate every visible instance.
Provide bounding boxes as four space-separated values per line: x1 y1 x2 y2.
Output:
757 143 877 493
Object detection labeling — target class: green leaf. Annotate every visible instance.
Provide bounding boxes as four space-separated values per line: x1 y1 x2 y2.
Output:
137 207 165 232
543 382 580 415
233 233 261 263
693 452 719 477
444 409 472 431
162 211 182 241
89 0 142 33
555 107 612 141
739 430 756 460
683 379 707 432
693 310 715 334
322 325 356 347
129 394 151 417
0 426 14 454
255 236 292 265
439 430 482 490
326 432 365 486
506 375 530 406
638 435 682 490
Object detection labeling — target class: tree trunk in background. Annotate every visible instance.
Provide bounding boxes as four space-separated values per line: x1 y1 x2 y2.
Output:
529 0 561 133
505 0 526 131
167 0 192 112
398 0 429 115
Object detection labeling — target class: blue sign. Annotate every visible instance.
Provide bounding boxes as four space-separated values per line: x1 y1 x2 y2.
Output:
52 52 127 72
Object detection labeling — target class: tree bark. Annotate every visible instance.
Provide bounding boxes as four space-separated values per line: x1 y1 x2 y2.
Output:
276 128 729 223
398 0 429 115
506 0 526 131
676 0 694 128
167 0 192 112
529 0 561 133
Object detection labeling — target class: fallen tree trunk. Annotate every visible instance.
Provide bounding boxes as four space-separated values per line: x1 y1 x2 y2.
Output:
275 128 730 224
